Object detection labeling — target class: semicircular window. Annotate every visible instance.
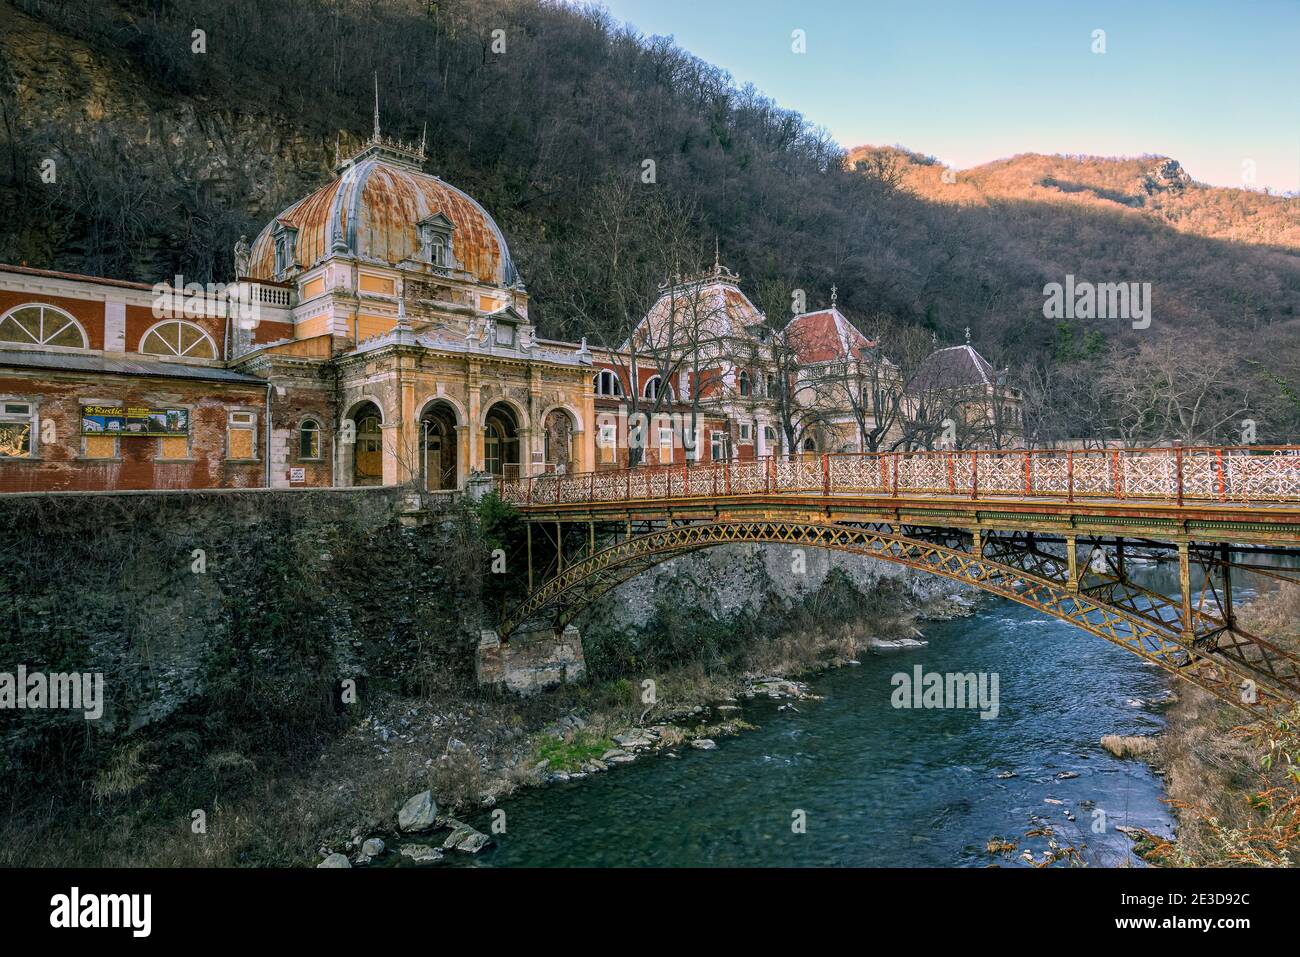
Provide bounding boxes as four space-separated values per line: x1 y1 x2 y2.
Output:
0 304 88 348
140 320 218 360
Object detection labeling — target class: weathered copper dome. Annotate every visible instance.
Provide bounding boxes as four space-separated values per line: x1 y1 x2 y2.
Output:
247 151 519 287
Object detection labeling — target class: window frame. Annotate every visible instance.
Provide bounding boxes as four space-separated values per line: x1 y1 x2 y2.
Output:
642 375 673 402
138 319 219 361
273 224 298 280
593 369 623 397
0 398 37 459
226 408 260 461
299 418 322 461
0 303 89 352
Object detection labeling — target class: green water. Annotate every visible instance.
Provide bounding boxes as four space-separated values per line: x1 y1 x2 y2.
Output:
436 594 1188 867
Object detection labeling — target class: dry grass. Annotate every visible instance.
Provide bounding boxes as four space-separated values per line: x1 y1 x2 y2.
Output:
1152 583 1300 867
1101 735 1158 759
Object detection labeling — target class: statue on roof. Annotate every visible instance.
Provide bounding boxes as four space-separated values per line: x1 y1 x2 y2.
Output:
233 235 250 278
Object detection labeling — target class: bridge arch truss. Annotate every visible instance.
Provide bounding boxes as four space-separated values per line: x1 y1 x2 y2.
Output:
500 516 1300 719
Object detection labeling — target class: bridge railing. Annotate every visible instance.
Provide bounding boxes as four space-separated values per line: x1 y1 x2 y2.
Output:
497 446 1300 508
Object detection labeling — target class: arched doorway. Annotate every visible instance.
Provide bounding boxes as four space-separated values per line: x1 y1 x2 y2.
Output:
351 401 384 486
483 402 521 480
542 408 575 474
420 400 459 490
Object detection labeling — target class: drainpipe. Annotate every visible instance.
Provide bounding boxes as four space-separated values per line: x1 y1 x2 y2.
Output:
265 379 273 488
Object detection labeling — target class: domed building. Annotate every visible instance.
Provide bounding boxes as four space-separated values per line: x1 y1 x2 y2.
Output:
0 110 1017 496
224 121 594 490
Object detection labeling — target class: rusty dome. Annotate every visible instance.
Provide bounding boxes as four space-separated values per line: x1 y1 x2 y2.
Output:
246 153 519 288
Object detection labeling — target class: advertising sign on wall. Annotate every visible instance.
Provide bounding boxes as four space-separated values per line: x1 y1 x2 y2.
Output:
81 405 190 437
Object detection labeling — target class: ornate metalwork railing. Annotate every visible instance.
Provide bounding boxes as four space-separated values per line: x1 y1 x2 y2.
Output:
497 446 1300 508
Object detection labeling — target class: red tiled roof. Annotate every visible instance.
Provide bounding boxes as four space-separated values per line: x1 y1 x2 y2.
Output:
784 308 873 364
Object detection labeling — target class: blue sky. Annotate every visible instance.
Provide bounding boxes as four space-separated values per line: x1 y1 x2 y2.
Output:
596 0 1300 193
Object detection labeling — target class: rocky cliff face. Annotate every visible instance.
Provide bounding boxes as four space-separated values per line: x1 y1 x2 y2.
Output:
578 542 966 677
0 1 336 279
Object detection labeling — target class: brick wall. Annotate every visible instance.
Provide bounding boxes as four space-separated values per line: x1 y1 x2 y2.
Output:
0 369 267 492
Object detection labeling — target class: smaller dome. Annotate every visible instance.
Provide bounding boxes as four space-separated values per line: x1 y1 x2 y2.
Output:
248 153 519 287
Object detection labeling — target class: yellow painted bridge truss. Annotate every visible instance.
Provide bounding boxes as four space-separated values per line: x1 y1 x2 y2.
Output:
500 518 1300 718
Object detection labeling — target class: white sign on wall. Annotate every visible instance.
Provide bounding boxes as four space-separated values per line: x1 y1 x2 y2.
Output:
289 467 305 483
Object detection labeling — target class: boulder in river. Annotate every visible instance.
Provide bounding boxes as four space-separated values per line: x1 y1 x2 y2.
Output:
442 820 492 853
612 731 654 749
690 738 718 750
400 844 445 864
869 637 928 650
361 837 385 857
317 853 351 868
398 789 439 832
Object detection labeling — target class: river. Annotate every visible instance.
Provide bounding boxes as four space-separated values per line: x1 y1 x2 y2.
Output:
434 570 1232 867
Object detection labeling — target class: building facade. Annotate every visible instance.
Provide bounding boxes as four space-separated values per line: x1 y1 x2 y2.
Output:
0 126 595 494
0 125 1018 495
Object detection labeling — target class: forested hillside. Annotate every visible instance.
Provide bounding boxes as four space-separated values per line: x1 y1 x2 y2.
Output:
1 0 1298 442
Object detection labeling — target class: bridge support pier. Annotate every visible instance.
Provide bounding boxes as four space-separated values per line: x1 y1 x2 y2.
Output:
1178 542 1195 643
476 625 587 696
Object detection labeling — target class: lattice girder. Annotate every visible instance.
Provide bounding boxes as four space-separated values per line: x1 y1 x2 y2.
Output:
501 519 1298 717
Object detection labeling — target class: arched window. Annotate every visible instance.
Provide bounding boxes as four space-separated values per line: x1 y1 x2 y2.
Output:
299 419 321 459
737 370 752 397
593 369 623 397
642 375 673 401
0 304 87 349
140 320 218 360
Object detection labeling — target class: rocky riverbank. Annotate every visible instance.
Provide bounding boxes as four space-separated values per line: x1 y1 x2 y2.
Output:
1098 583 1300 867
310 583 978 868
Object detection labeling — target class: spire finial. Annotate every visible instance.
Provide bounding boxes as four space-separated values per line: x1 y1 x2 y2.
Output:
373 73 381 140
830 283 838 307
420 122 427 158
713 236 720 274
931 330 938 345
964 325 971 345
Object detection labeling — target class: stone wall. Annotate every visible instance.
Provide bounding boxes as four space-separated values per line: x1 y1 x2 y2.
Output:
0 486 486 780
476 624 586 696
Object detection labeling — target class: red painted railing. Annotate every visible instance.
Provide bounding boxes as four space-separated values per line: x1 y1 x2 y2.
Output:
498 446 1300 508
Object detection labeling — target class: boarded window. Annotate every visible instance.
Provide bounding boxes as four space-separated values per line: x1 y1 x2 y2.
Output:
228 411 257 459
158 436 189 459
84 435 117 459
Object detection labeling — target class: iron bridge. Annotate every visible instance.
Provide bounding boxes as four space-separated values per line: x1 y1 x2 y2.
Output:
494 446 1300 718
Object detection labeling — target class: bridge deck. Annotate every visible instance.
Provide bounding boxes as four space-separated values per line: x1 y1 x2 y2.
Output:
499 447 1300 545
